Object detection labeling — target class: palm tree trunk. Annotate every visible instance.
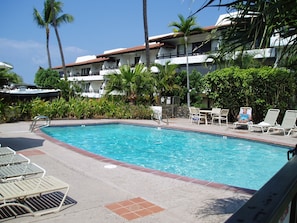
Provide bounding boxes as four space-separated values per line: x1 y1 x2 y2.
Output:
143 0 150 68
54 26 67 80
46 28 52 68
51 0 67 80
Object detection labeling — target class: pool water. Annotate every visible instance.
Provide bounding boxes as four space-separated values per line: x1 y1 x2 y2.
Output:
42 123 289 190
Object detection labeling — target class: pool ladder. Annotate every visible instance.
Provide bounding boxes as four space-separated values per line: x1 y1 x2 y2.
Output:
29 115 50 132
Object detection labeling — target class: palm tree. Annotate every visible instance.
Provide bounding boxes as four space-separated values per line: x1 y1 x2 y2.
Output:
105 64 154 104
193 0 297 68
33 0 53 68
169 14 202 107
50 0 74 80
152 61 180 105
142 0 150 68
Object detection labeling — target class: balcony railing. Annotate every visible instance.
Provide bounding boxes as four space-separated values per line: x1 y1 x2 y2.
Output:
156 51 213 59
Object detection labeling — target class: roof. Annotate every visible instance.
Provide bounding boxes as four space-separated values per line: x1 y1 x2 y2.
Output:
53 57 109 69
96 42 170 57
53 43 170 69
148 25 217 42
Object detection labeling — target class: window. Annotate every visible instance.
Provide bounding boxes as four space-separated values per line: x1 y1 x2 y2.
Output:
177 44 185 57
81 68 90 76
192 41 211 54
134 57 140 65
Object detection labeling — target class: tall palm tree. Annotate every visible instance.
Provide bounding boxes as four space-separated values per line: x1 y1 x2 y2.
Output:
50 0 74 80
152 61 180 105
169 14 202 107
105 64 154 104
142 0 150 68
33 0 53 68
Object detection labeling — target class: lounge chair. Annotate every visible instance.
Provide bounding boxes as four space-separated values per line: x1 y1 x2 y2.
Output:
0 175 69 216
233 107 253 129
0 162 46 182
0 147 16 156
267 110 297 135
288 127 297 136
249 109 280 133
0 154 30 167
212 109 229 126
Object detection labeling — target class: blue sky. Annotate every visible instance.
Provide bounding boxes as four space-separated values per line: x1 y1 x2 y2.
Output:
0 0 226 84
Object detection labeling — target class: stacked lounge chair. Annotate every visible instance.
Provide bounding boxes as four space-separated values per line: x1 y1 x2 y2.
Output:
0 145 70 218
0 146 16 156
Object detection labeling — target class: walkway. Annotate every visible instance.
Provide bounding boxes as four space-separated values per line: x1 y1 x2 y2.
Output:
0 118 295 223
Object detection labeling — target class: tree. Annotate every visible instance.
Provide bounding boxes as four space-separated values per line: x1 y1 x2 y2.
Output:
152 61 180 105
33 0 53 68
105 64 154 104
169 14 202 107
0 69 23 86
50 0 74 80
192 0 297 68
142 0 150 68
34 67 60 88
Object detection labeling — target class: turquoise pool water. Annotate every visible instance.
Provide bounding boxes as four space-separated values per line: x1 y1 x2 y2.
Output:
42 123 289 190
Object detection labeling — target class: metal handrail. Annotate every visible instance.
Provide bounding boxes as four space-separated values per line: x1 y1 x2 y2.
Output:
29 115 50 132
226 144 297 223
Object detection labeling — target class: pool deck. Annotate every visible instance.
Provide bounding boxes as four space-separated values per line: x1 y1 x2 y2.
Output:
0 118 296 223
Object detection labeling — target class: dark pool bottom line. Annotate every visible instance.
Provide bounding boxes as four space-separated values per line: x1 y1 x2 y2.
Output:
37 130 256 195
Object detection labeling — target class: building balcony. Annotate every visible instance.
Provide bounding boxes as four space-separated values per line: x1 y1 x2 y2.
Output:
155 53 214 65
68 75 104 82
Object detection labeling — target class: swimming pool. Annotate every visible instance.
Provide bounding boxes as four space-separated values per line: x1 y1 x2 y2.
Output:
41 123 289 190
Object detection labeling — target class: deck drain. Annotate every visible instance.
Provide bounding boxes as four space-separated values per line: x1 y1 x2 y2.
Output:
104 164 117 169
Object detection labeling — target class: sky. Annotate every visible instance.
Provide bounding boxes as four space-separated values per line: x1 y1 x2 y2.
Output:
0 0 227 84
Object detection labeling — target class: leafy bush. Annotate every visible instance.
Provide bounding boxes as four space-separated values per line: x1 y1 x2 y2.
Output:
203 66 297 122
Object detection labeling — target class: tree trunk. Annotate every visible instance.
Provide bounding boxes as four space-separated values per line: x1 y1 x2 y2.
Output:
46 27 52 69
54 26 67 80
51 0 67 80
143 0 150 68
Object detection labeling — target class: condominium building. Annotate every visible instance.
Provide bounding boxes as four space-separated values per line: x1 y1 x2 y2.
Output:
53 12 280 99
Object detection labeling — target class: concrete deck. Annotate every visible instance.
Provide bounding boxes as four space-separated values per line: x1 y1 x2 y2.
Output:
0 118 296 223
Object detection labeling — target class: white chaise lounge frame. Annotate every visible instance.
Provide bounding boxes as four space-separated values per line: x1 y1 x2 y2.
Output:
0 147 16 156
0 176 69 216
0 154 30 167
0 162 46 182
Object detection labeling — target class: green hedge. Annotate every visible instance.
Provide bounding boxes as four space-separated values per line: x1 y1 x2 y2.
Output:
203 66 297 122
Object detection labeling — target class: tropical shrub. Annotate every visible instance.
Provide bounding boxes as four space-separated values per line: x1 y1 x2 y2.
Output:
203 66 297 122
34 68 60 88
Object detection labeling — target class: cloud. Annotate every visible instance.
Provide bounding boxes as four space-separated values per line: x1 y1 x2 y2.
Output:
0 38 90 83
0 38 42 50
0 38 47 67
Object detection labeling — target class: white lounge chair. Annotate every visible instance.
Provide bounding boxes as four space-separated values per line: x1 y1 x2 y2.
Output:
212 108 229 126
0 154 30 167
0 176 69 216
249 109 280 133
0 162 46 182
0 147 16 156
288 127 297 136
233 107 253 129
267 110 297 135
